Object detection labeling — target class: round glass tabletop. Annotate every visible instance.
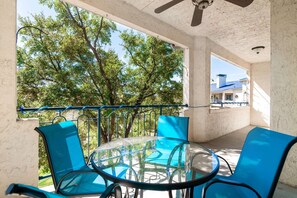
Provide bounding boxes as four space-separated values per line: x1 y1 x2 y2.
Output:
91 136 219 191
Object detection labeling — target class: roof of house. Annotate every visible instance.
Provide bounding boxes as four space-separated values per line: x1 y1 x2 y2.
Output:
211 80 243 93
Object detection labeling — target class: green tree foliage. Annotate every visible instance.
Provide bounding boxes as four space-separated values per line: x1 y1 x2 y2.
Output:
17 0 183 174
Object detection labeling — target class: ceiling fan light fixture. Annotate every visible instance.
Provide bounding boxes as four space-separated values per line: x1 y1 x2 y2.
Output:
155 0 253 27
192 0 214 10
251 46 265 54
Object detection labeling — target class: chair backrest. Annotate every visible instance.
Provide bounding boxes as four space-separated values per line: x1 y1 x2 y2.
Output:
35 121 87 188
157 115 189 141
233 127 297 198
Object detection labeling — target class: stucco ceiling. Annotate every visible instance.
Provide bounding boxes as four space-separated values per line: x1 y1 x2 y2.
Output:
120 0 270 63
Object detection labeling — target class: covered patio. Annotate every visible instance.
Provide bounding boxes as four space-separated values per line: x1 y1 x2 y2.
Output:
1 0 297 196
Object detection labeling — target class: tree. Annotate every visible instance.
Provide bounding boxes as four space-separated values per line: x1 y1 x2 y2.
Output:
17 0 183 143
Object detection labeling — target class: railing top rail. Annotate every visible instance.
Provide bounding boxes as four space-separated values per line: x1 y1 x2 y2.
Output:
18 104 188 113
210 101 249 104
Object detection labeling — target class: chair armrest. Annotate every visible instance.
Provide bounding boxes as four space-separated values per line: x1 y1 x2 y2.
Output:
202 178 261 198
166 141 188 169
100 183 122 198
56 169 108 193
217 155 233 175
190 153 233 175
6 183 66 198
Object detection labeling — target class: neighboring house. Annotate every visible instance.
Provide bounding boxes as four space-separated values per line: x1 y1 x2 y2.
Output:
211 74 248 103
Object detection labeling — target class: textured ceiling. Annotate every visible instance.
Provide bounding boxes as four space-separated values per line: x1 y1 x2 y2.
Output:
121 0 270 63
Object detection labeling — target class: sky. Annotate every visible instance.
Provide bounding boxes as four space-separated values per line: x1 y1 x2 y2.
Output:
211 55 247 82
17 0 55 18
17 0 128 60
17 0 246 82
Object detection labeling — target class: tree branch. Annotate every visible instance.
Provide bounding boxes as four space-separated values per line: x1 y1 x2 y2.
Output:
94 17 104 48
121 44 148 73
77 53 106 102
66 3 115 104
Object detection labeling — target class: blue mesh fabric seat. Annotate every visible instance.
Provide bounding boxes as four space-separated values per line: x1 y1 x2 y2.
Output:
145 116 189 168
194 127 297 198
157 115 189 141
35 121 116 196
145 138 187 168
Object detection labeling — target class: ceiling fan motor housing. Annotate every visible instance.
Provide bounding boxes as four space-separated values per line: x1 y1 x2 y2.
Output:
192 0 214 10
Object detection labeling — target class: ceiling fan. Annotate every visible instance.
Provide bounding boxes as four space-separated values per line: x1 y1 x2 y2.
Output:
155 0 254 27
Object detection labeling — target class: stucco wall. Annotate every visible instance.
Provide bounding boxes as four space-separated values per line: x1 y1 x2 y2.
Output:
206 107 250 140
271 0 297 187
187 37 251 142
0 0 39 196
0 119 39 196
186 37 209 141
250 62 270 127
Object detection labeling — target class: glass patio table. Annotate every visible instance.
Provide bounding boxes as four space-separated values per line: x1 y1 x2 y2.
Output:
90 136 219 198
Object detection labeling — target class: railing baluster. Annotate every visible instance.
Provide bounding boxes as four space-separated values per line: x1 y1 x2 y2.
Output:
116 116 119 138
143 111 146 136
97 109 101 147
107 116 110 142
137 113 140 137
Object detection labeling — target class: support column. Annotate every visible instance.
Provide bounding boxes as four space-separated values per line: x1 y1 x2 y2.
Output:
0 0 39 196
271 0 297 187
185 37 251 142
186 37 211 142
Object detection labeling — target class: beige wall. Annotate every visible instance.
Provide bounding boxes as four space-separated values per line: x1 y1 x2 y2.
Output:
271 0 297 187
186 37 209 141
250 62 270 127
1 119 39 196
206 107 250 140
187 37 251 142
0 0 39 196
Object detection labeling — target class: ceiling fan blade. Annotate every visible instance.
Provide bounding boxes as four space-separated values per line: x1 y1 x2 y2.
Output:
224 0 254 7
191 6 203 27
155 0 184 13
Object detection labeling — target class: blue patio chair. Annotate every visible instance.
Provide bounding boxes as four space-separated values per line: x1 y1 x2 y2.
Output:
194 127 297 198
145 115 189 167
144 116 189 197
157 115 189 141
6 183 122 198
34 121 123 196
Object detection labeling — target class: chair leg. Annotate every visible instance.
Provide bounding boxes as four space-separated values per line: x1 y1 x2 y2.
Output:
168 190 173 198
114 185 122 198
186 187 194 198
134 188 139 198
100 183 122 198
124 187 129 198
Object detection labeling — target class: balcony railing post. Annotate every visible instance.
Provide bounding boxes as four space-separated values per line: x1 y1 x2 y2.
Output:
97 108 101 147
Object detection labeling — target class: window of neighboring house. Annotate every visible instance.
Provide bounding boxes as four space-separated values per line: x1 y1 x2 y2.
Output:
210 54 249 109
225 94 233 101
